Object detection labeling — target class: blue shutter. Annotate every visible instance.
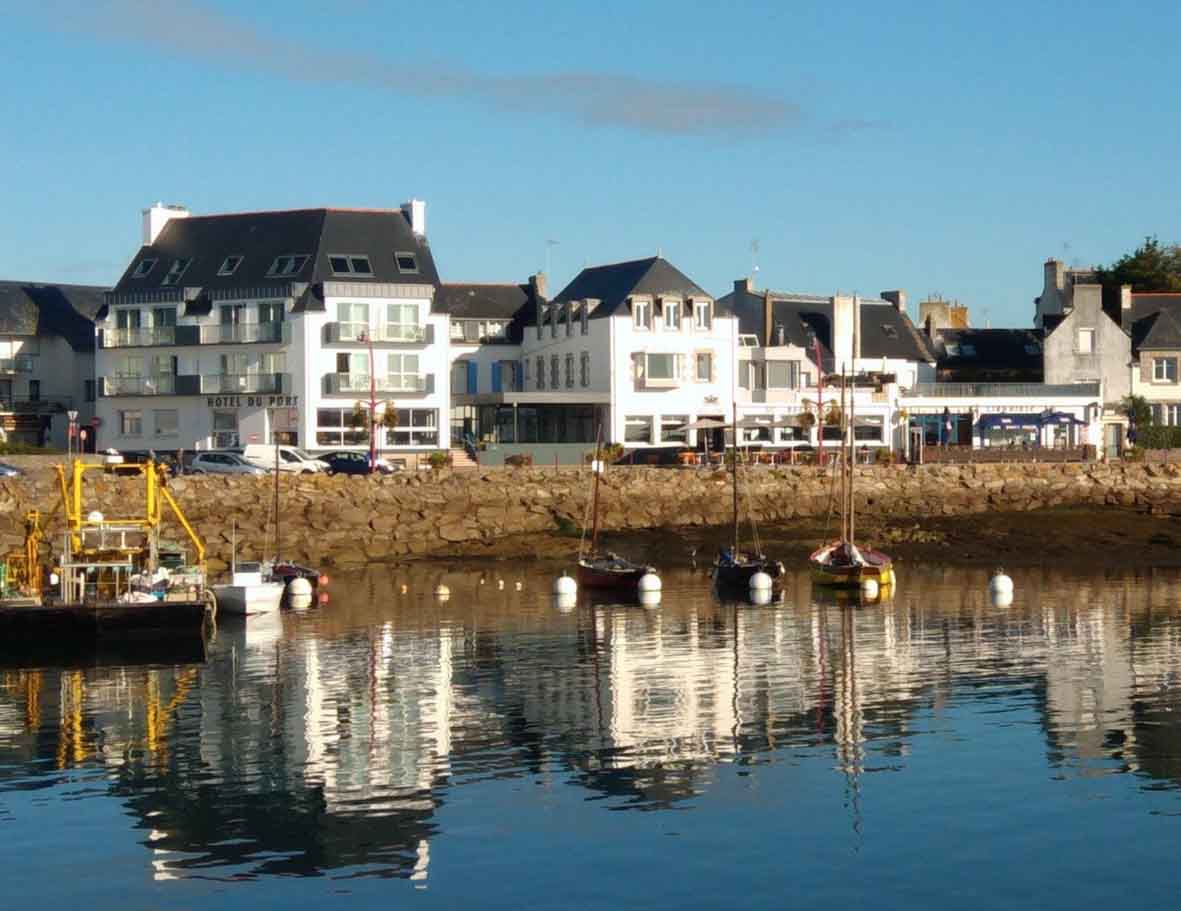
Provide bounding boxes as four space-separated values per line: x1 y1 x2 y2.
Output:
466 361 478 394
491 362 502 393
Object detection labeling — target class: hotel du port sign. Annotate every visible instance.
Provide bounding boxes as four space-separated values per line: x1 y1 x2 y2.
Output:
206 394 300 409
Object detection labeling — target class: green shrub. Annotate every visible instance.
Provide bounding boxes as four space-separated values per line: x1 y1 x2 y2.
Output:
427 450 452 469
1140 425 1181 450
1124 446 1146 462
505 453 534 468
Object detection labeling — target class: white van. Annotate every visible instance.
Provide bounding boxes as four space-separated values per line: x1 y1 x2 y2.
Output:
240 444 329 474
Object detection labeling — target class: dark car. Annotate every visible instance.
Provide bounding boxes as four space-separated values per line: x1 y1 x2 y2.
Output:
320 451 397 475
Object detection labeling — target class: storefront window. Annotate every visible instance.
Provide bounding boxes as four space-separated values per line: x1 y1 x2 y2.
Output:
625 415 652 443
661 415 688 443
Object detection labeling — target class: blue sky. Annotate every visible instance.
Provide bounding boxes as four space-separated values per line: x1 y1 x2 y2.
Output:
2 0 1179 326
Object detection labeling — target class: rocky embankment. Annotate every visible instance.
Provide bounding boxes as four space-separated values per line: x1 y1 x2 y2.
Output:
0 461 1176 570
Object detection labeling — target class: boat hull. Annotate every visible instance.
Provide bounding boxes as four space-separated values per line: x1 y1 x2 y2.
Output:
576 558 650 590
212 582 286 615
713 556 785 590
0 599 210 645
809 542 895 589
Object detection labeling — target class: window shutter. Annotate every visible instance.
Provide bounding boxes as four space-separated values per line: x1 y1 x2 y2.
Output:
466 361 478 394
492 362 502 393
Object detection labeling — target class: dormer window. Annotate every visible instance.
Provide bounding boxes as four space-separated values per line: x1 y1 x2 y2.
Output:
632 299 651 330
329 255 374 276
160 258 192 287
1024 342 1041 355
693 299 712 330
267 254 310 277
663 299 681 331
131 259 157 279
881 324 898 339
395 252 419 274
217 256 243 276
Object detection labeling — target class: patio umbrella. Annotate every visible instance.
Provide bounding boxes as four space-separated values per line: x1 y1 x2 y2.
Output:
677 418 729 431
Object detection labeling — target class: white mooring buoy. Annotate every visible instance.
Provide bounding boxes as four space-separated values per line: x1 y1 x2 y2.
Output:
861 578 880 600
553 592 577 613
749 571 773 592
434 583 451 601
287 576 313 598
749 587 772 606
553 573 577 596
638 572 662 593
639 590 662 608
989 570 1013 595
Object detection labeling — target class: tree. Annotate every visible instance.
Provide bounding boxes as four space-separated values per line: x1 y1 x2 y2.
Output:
1096 236 1181 308
1122 394 1152 428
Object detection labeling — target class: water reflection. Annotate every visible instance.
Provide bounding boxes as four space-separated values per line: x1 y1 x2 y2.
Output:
2 564 1181 887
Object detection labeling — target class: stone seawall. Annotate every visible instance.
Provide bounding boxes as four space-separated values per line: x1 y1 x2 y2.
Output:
0 462 1173 570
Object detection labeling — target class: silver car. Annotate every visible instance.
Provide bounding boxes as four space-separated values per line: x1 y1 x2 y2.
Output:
188 452 267 475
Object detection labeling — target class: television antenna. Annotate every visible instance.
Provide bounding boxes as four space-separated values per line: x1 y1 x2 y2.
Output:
545 239 560 275
750 239 761 277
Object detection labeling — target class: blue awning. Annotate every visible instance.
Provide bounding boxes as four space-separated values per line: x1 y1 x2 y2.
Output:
1039 411 1085 426
978 413 1041 429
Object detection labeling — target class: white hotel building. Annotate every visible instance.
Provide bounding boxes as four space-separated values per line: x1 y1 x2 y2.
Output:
96 202 449 457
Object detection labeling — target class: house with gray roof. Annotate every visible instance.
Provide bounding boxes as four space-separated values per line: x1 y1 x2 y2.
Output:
0 280 105 447
1124 291 1181 428
96 201 448 461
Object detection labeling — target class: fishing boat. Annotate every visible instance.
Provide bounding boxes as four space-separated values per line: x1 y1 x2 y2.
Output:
0 459 213 648
713 405 785 590
809 302 895 593
577 430 655 590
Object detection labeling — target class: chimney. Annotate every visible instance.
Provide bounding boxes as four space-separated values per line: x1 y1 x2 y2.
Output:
831 295 854 370
1045 258 1065 293
763 291 773 348
880 290 907 314
401 198 426 237
1120 284 1133 328
733 277 753 297
775 323 786 346
141 202 190 246
529 271 547 300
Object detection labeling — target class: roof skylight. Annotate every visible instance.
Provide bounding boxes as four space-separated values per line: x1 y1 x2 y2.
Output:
131 258 157 279
329 255 374 276
218 255 243 276
267 255 310 277
395 252 419 274
160 258 192 287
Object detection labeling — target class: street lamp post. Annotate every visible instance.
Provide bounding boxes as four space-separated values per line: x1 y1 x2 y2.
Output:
357 331 377 473
66 409 78 464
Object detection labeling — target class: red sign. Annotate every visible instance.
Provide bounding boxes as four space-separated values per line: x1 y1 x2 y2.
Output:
90 417 102 428
249 434 260 443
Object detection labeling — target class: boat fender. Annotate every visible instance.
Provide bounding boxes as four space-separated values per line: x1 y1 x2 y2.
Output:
861 578 879 600
750 587 772 606
638 572 661 592
553 574 577 596
988 570 1013 595
287 577 313 598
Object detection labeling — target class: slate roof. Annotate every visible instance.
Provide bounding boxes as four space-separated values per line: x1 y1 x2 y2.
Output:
0 281 105 351
930 328 1044 381
551 257 714 320
436 283 532 319
716 286 935 363
111 208 440 313
1127 294 1181 351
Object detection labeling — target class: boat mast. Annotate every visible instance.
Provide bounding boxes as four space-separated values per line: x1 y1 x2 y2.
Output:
273 428 281 564
732 401 740 553
849 295 858 549
589 424 603 554
840 369 848 544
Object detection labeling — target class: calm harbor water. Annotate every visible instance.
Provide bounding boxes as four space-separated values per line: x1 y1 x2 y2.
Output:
3 563 1181 908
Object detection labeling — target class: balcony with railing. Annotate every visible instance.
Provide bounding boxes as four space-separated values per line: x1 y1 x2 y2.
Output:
199 373 290 394
101 326 177 348
101 375 177 396
908 382 1101 398
199 322 288 345
0 356 34 374
325 373 433 395
326 322 431 344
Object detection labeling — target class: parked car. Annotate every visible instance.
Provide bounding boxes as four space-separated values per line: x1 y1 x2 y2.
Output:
0 462 22 478
320 451 399 475
240 444 329 474
613 446 692 466
188 452 268 475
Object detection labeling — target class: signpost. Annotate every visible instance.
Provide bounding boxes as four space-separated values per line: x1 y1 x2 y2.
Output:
67 409 78 463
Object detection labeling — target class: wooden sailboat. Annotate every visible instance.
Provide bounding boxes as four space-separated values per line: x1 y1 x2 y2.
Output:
713 404 785 589
810 297 895 592
577 430 655 590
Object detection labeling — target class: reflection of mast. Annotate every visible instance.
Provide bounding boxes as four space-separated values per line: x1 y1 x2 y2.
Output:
835 607 864 843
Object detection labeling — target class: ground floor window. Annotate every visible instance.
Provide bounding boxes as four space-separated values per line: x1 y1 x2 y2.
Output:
385 408 438 447
316 407 368 446
625 415 652 444
212 410 239 449
853 416 884 442
464 404 602 444
119 410 143 436
911 413 972 446
660 414 688 443
153 409 178 438
778 425 808 443
1152 403 1181 426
